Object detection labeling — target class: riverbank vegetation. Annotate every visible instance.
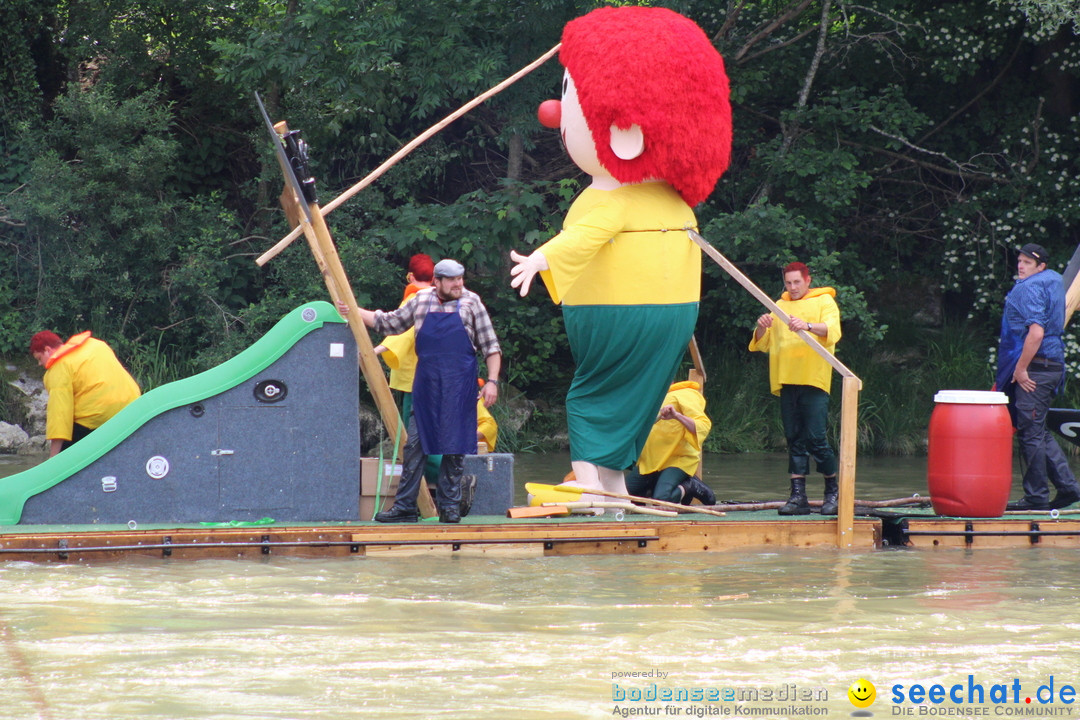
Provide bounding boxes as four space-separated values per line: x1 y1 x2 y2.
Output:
2 1 1079 456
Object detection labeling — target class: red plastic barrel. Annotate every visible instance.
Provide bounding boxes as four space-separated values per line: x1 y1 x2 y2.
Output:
927 390 1013 517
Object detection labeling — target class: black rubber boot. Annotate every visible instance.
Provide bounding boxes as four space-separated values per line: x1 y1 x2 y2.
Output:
374 505 420 523
459 473 477 517
778 477 811 515
679 476 717 506
820 476 839 516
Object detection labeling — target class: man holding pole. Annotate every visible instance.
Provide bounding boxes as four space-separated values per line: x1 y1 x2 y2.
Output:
749 262 842 515
997 243 1080 511
353 259 501 523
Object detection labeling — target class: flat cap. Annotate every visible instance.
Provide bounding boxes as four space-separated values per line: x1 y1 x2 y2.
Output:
433 259 465 278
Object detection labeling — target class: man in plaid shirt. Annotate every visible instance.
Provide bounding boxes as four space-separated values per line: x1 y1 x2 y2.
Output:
355 259 501 523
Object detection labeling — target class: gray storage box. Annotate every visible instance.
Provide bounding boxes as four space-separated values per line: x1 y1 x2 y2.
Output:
462 453 514 516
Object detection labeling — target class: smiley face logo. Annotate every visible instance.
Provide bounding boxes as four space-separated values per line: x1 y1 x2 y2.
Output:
848 679 876 708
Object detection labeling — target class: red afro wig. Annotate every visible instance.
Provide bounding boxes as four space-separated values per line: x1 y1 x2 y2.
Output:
29 331 62 355
560 6 732 207
408 253 435 282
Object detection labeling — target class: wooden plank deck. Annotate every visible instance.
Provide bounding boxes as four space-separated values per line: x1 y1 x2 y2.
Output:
12 509 1080 561
0 514 883 562
899 516 1080 548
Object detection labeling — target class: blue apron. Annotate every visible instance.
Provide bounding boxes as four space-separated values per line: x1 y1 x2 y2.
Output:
412 299 478 455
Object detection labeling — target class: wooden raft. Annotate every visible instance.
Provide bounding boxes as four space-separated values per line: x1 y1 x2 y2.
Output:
0 517 883 562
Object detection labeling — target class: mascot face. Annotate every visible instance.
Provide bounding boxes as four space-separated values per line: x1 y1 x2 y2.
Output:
538 5 731 206
558 72 611 180
538 70 645 185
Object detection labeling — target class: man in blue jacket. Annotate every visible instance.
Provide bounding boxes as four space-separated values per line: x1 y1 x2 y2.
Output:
996 243 1080 511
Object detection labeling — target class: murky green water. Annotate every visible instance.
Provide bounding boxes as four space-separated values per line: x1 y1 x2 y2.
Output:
1 452 1079 720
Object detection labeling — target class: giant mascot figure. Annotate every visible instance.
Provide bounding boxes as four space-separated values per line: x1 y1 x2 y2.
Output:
510 6 732 497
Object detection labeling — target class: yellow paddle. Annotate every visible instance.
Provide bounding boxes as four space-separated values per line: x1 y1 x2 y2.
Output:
524 482 725 517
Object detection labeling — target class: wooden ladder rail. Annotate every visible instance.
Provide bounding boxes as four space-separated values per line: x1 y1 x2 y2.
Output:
264 119 437 519
687 335 706 479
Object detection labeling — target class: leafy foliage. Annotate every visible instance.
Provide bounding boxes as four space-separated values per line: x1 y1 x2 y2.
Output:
1 0 1079 456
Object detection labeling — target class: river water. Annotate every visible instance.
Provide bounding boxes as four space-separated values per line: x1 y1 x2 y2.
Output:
1 452 1079 720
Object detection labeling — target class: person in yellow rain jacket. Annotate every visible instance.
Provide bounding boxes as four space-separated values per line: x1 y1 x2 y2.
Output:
625 381 714 506
749 262 841 516
376 253 435 425
476 381 498 452
30 330 141 458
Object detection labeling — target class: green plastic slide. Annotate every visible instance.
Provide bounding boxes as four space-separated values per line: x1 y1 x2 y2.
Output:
0 302 346 525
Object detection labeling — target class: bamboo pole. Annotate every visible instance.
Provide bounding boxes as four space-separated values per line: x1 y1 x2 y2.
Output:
257 43 562 267
270 122 436 519
687 228 861 547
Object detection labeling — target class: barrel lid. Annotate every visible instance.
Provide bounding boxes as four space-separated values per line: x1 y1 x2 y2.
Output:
933 390 1010 405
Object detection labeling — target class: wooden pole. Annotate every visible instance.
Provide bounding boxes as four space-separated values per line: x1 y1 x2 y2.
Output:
257 43 562 267
271 122 437 519
687 335 707 384
688 228 861 547
837 375 859 548
686 335 706 477
712 496 926 512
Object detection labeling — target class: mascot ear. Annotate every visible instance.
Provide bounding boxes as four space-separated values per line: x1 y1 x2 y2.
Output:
609 124 644 160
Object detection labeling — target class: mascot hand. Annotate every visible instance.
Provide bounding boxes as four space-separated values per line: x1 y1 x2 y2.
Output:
509 249 549 297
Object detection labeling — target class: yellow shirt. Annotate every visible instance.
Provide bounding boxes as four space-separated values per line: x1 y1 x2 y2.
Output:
43 332 141 441
637 382 711 476
476 399 498 452
537 182 700 306
748 287 841 395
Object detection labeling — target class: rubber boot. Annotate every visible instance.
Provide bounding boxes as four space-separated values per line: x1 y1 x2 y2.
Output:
820 476 839 516
778 477 811 516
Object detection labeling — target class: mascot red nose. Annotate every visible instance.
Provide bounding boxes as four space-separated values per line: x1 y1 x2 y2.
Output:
510 6 732 497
